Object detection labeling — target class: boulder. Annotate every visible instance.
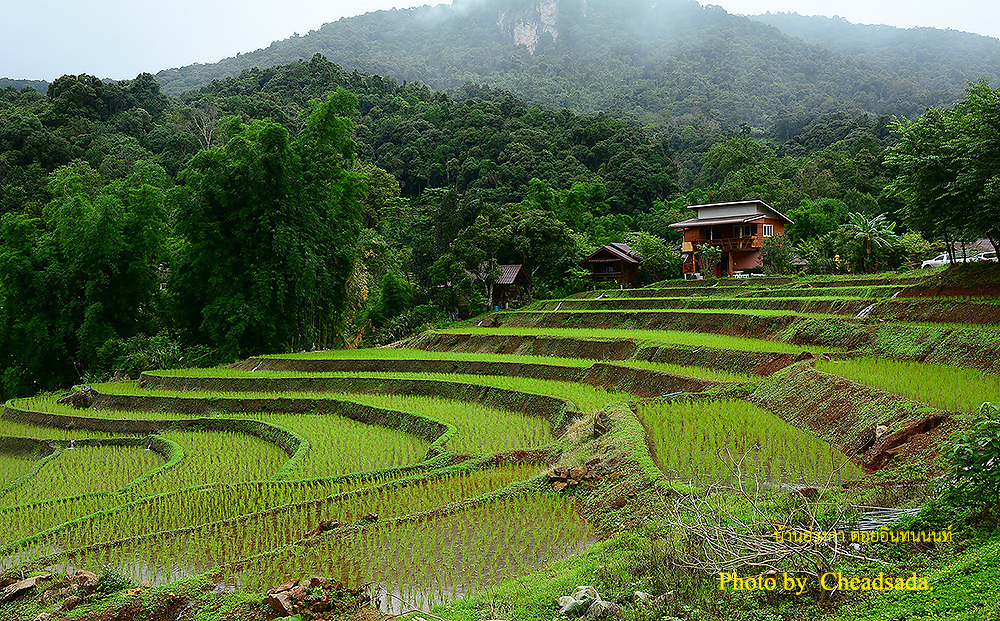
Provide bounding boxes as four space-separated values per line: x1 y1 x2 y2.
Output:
74 570 99 591
549 464 605 491
308 576 331 589
290 585 308 602
791 487 819 499
57 386 96 409
305 519 342 537
637 590 676 608
581 600 622 621
267 590 294 616
60 595 82 612
559 585 601 617
1 574 52 603
593 410 611 437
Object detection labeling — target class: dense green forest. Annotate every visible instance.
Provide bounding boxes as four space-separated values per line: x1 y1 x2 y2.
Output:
2 51 998 400
152 0 1000 131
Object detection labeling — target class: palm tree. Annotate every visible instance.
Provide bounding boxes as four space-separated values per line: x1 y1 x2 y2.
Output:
842 212 899 273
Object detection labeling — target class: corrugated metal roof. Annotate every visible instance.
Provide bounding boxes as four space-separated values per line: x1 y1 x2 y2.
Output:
496 264 526 286
682 200 794 225
669 214 766 229
579 243 642 266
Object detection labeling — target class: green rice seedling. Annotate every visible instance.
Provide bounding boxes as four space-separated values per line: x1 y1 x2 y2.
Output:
240 413 429 479
733 285 902 299
157 352 755 383
0 493 119 549
336 394 552 453
515 308 840 319
817 357 1000 413
126 429 288 497
638 399 863 486
0 445 162 507
331 372 632 413
0 419 129 441
9 394 191 421
155 371 630 414
39 465 541 586
0 450 39 490
9 474 412 557
237 493 593 612
87 384 554 455
260 349 603 363
435 327 813 353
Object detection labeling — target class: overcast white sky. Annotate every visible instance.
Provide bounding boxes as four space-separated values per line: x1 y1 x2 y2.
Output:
2 0 999 81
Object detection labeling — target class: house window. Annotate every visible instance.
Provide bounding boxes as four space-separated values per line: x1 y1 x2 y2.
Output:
604 264 616 273
762 224 774 237
737 224 753 238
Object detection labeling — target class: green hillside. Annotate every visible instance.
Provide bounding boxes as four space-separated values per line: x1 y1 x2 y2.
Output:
153 0 1000 132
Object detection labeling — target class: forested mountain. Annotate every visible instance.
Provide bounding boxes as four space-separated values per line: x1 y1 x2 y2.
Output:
751 11 1000 94
0 79 48 93
153 0 1000 130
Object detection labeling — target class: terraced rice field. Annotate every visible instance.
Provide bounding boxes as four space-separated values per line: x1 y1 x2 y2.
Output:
4 269 987 616
818 357 1000 413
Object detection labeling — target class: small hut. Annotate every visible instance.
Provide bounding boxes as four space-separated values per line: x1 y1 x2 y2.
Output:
493 264 531 307
578 243 642 287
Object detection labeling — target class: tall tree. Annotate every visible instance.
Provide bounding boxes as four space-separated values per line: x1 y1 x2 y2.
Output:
841 212 899 273
0 160 167 397
888 79 1000 254
171 89 364 358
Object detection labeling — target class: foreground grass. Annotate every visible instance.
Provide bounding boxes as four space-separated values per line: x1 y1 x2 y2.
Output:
818 358 1000 413
833 530 1000 621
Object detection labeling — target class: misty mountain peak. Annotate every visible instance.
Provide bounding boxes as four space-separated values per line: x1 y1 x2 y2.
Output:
497 0 573 53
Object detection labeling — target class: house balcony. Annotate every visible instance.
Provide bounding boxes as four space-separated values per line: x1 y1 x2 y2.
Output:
685 237 760 252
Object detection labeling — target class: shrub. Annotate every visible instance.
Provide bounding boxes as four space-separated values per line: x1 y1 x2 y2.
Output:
941 402 1000 526
97 567 132 594
760 234 796 274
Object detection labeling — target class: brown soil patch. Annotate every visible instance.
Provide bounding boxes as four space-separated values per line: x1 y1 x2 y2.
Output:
899 285 1000 298
864 414 948 471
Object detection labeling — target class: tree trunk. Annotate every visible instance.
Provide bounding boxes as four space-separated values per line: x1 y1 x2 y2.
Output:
944 227 955 263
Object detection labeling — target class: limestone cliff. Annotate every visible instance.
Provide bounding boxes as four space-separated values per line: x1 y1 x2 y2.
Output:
498 0 580 54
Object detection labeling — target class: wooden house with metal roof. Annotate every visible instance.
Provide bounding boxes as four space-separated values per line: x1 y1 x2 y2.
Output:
493 264 531 307
578 243 642 287
669 200 793 277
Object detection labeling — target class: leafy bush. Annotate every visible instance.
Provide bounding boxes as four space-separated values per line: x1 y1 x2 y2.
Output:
96 567 132 594
697 244 722 277
93 332 215 380
940 402 1000 526
760 234 796 274
370 303 449 346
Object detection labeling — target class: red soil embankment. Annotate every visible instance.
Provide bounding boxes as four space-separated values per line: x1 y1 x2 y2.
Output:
749 361 955 473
